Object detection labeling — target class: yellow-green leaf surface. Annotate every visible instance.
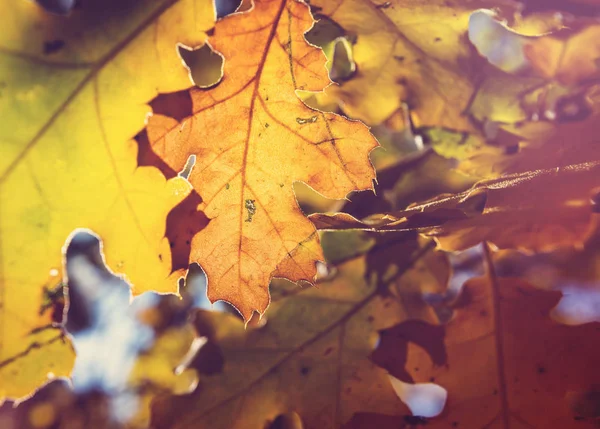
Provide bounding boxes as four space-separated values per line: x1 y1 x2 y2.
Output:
150 233 445 429
463 12 600 175
310 0 497 127
0 0 213 399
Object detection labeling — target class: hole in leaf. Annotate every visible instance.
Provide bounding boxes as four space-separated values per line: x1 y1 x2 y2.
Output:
165 193 210 273
550 285 600 325
179 155 196 179
304 16 356 83
329 38 356 82
65 231 153 395
215 0 242 18
304 15 345 47
388 377 447 418
179 44 224 89
35 0 76 15
267 411 304 429
55 230 235 425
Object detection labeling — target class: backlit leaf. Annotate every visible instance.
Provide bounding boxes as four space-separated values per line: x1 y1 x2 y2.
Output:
377 247 600 428
308 0 502 128
139 0 378 319
0 0 214 399
317 161 599 252
149 233 445 428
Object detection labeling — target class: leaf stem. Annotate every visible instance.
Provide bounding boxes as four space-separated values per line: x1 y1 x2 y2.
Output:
483 242 510 429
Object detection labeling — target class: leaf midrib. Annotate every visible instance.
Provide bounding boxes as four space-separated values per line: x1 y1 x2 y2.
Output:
0 0 182 366
0 0 181 183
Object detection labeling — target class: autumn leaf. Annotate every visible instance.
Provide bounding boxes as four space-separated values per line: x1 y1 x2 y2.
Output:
378 98 600 251
470 10 600 84
315 159 599 252
462 11 600 172
0 289 198 429
0 0 214 399
5 0 600 427
69 246 201 428
149 232 445 428
308 0 501 128
139 0 378 319
366 245 600 428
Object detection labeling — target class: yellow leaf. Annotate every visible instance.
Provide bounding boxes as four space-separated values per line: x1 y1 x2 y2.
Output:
0 0 214 399
309 0 497 127
140 0 378 319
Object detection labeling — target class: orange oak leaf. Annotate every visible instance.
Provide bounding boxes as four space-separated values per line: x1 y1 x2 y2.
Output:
140 0 378 319
379 250 600 428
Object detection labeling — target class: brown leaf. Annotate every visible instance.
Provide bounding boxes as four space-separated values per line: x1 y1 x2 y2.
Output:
383 246 600 428
374 162 599 251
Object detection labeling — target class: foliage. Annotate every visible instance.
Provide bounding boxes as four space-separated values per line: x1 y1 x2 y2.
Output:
138 0 377 319
2 0 600 428
0 0 214 396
